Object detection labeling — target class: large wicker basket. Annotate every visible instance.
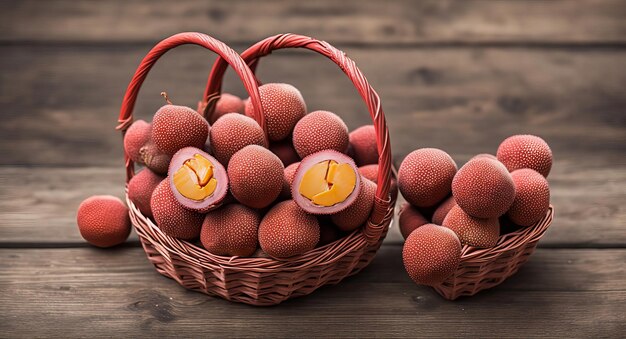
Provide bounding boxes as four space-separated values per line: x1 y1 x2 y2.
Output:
117 32 395 306
433 206 554 300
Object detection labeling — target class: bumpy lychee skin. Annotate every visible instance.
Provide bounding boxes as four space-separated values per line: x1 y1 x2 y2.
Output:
497 134 553 177
244 83 307 141
402 224 462 286
139 141 171 175
358 164 399 202
398 202 429 239
152 104 209 156
258 200 320 258
292 110 349 158
280 162 300 199
123 120 151 164
127 168 164 218
200 204 260 257
228 145 284 209
292 150 361 215
209 113 268 165
269 140 300 166
168 147 228 213
330 178 377 232
452 158 516 218
443 205 500 248
507 169 550 227
76 195 131 248
349 125 379 166
150 179 203 240
209 93 245 124
398 148 458 208
432 196 457 225
284 162 300 187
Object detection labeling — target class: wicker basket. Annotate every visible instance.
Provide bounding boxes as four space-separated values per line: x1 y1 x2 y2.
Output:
116 32 395 306
432 206 554 300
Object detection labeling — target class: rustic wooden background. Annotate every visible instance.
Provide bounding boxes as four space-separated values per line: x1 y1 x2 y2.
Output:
1 1 625 337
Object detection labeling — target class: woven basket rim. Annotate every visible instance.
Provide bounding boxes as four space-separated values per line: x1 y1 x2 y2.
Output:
432 205 555 300
116 32 396 305
127 189 396 273
460 205 554 260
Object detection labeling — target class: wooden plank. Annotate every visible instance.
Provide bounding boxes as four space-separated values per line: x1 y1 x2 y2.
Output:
1 165 624 247
0 45 624 168
1 247 624 337
0 167 136 245
1 0 625 44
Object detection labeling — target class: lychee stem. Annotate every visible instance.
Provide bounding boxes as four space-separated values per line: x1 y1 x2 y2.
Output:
160 92 173 105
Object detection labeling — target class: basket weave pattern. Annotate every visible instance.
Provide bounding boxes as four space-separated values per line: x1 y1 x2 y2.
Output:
433 206 554 300
117 32 395 306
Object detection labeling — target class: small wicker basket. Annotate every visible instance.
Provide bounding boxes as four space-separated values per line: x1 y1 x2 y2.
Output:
433 206 554 300
117 32 395 306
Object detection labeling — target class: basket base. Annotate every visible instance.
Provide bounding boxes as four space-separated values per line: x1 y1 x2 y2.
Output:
127 192 395 306
432 206 554 300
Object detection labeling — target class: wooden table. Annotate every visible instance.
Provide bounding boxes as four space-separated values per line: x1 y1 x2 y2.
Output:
1 1 625 337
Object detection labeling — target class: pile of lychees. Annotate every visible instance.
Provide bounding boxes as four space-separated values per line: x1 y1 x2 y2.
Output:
397 135 552 286
77 83 395 259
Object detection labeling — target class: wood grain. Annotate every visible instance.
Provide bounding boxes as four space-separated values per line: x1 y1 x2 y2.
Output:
1 163 624 247
1 1 624 337
1 0 625 45
1 46 624 167
1 247 624 337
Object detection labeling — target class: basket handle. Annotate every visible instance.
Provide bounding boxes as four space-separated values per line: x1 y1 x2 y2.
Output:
203 34 392 243
117 32 266 182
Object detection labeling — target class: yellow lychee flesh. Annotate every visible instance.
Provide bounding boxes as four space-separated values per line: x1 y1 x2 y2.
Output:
299 160 357 207
172 154 218 201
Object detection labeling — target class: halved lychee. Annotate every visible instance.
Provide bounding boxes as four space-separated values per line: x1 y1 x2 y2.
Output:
292 151 361 215
168 147 228 212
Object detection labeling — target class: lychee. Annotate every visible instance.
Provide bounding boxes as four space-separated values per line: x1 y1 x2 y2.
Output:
443 205 500 248
398 148 457 208
349 125 378 166
330 177 377 232
358 163 399 202
76 195 131 248
123 120 151 164
227 145 284 209
168 147 228 212
452 157 516 218
402 224 461 286
127 168 163 218
201 204 260 257
244 83 307 141
152 103 209 156
432 196 456 225
497 134 552 177
398 202 428 239
209 93 245 124
209 113 268 165
507 168 550 226
292 150 361 215
292 110 349 158
150 179 203 240
258 200 320 258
